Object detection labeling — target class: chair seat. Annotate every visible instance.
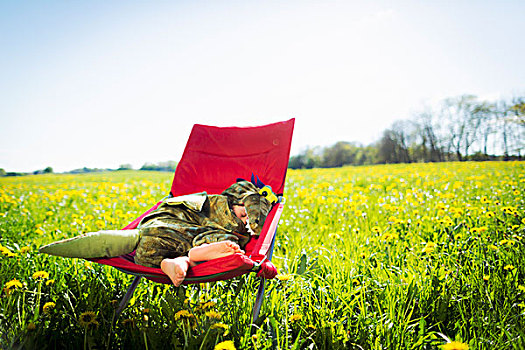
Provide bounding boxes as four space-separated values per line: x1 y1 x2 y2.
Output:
92 252 259 284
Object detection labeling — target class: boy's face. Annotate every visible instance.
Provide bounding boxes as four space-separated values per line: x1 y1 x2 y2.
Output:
232 204 248 224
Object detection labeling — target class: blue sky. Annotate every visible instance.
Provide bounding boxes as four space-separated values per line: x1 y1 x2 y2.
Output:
1 0 524 172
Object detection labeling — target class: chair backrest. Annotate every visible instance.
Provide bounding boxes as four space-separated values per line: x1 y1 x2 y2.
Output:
170 119 295 196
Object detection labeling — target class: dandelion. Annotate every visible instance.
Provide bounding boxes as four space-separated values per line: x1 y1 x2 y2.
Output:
46 210 54 216
422 242 436 254
210 322 229 331
504 265 515 271
43 302 56 314
95 220 105 229
19 246 30 254
214 340 236 350
289 314 303 323
200 301 217 311
276 274 292 281
205 310 222 320
5 279 23 290
381 232 399 241
174 309 195 321
371 226 381 234
518 285 525 292
488 244 498 250
483 275 489 281
45 279 55 286
78 311 98 328
1 245 17 257
485 211 495 218
442 341 469 350
84 261 93 269
32 271 49 280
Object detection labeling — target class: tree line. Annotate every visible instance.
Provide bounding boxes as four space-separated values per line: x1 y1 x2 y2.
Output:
289 94 524 169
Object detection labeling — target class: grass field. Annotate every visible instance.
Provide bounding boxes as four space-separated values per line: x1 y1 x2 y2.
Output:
1 162 524 349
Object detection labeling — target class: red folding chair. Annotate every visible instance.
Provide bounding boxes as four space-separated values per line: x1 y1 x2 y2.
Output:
90 118 295 323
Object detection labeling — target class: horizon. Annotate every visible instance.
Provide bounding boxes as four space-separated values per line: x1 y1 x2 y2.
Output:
1 0 524 173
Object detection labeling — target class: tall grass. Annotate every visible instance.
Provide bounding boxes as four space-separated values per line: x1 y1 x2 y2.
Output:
1 162 524 349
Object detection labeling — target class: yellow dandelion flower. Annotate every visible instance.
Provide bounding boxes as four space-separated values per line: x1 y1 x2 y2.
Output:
5 279 23 290
485 211 495 218
504 265 515 271
35 228 45 235
43 302 56 314
20 246 30 254
46 211 54 216
45 279 55 286
214 340 236 350
518 285 525 292
483 275 489 281
200 301 217 310
27 322 36 331
422 242 436 254
174 309 195 320
289 314 303 323
488 244 498 250
205 310 222 319
306 324 317 331
276 274 292 281
84 261 93 269
442 340 469 350
211 322 229 331
371 226 381 234
95 220 105 229
514 190 520 195
78 311 98 328
32 271 49 280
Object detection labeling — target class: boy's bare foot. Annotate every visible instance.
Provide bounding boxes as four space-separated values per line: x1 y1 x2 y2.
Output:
160 257 190 287
188 241 244 262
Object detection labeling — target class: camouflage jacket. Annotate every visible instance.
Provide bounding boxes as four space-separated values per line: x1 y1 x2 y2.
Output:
134 181 271 267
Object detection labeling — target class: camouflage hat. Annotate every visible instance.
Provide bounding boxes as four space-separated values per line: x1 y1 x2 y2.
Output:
222 180 272 235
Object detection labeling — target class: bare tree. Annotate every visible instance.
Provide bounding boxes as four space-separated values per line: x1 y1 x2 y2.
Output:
414 108 444 162
442 95 480 161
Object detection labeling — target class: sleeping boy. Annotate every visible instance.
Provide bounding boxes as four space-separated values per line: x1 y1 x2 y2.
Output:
39 180 274 286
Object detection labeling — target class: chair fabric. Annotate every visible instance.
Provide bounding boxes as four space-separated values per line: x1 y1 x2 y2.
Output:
90 119 295 285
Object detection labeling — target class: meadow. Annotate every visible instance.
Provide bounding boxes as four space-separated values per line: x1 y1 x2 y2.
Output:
1 161 524 350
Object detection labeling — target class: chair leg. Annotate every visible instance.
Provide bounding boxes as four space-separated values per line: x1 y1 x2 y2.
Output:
112 276 142 326
252 230 278 323
252 277 266 323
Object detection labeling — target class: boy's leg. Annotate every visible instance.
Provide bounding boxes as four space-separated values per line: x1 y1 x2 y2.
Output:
160 257 196 287
188 241 243 262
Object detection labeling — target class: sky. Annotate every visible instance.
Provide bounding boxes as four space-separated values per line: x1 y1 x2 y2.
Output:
1 0 524 173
